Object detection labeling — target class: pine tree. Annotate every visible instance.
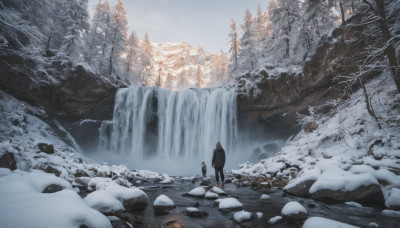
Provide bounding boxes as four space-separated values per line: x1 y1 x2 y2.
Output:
229 19 240 72
237 10 256 73
125 31 138 73
107 0 128 76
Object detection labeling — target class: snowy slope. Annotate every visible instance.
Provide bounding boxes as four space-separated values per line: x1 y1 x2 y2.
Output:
233 73 400 208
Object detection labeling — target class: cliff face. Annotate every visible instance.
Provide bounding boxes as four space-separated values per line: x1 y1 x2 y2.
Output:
0 50 126 121
237 14 382 129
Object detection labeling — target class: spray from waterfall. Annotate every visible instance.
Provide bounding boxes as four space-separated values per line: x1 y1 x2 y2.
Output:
98 86 241 174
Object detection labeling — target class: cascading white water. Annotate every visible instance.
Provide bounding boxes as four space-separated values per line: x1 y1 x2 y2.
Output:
98 86 239 174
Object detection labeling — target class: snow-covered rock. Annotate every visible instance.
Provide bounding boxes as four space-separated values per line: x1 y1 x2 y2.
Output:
385 188 400 210
188 187 206 197
309 169 384 204
205 191 219 199
303 217 359 228
281 201 308 222
382 209 400 216
345 201 363 208
0 170 111 228
153 194 174 211
233 210 254 223
210 186 226 195
95 181 148 211
184 207 208 217
260 194 270 200
84 191 124 213
160 177 174 184
283 170 320 197
218 198 243 211
256 212 263 218
268 215 282 224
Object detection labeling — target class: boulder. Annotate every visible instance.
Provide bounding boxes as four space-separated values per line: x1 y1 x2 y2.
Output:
44 165 61 177
122 193 148 211
184 207 208 217
283 179 317 197
310 183 384 205
0 152 17 170
281 201 308 222
37 143 55 154
153 194 174 211
188 187 206 197
200 179 211 186
75 169 90 177
42 184 64 193
218 198 243 212
304 122 318 133
233 210 254 223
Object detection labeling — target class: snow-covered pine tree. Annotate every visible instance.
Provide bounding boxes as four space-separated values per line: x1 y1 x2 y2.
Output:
229 19 240 72
107 0 128 76
236 10 256 74
62 0 90 59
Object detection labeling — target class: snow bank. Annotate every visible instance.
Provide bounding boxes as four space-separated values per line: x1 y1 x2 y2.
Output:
281 201 307 216
0 170 111 228
303 217 359 228
233 210 252 223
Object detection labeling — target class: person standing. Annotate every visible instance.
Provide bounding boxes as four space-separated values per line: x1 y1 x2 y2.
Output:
201 162 207 178
212 142 226 187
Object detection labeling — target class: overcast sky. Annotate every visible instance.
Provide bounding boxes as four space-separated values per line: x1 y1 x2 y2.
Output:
88 0 268 53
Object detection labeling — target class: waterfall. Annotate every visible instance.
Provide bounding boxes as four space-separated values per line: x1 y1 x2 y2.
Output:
98 86 239 174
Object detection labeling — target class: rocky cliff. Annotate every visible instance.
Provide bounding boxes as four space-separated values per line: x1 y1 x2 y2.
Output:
236 14 383 131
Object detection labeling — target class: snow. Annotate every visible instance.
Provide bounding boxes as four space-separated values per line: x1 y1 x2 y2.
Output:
345 201 363 208
84 191 124 213
186 207 199 212
283 169 320 191
218 198 243 210
0 170 111 228
281 201 307 216
233 210 252 223
260 194 270 200
384 188 400 209
211 186 226 195
160 177 174 184
256 212 263 218
268 215 282 224
95 181 147 202
382 209 400 216
309 169 379 193
188 187 206 197
303 217 359 228
0 168 12 177
205 191 219 199
153 194 174 207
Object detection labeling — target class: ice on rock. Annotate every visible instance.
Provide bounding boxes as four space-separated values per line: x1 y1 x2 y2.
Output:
218 198 243 211
0 170 111 228
233 210 252 223
281 201 307 216
303 217 359 228
84 191 124 213
268 215 282 224
382 209 400 216
188 187 206 197
260 194 270 200
186 207 199 212
205 191 219 199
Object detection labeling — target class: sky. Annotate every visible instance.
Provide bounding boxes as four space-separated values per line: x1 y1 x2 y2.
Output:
88 0 268 53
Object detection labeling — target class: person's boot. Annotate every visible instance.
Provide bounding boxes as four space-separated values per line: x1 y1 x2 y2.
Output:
216 181 220 187
222 182 225 189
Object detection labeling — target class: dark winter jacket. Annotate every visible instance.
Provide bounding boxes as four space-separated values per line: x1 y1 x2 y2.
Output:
212 146 226 168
